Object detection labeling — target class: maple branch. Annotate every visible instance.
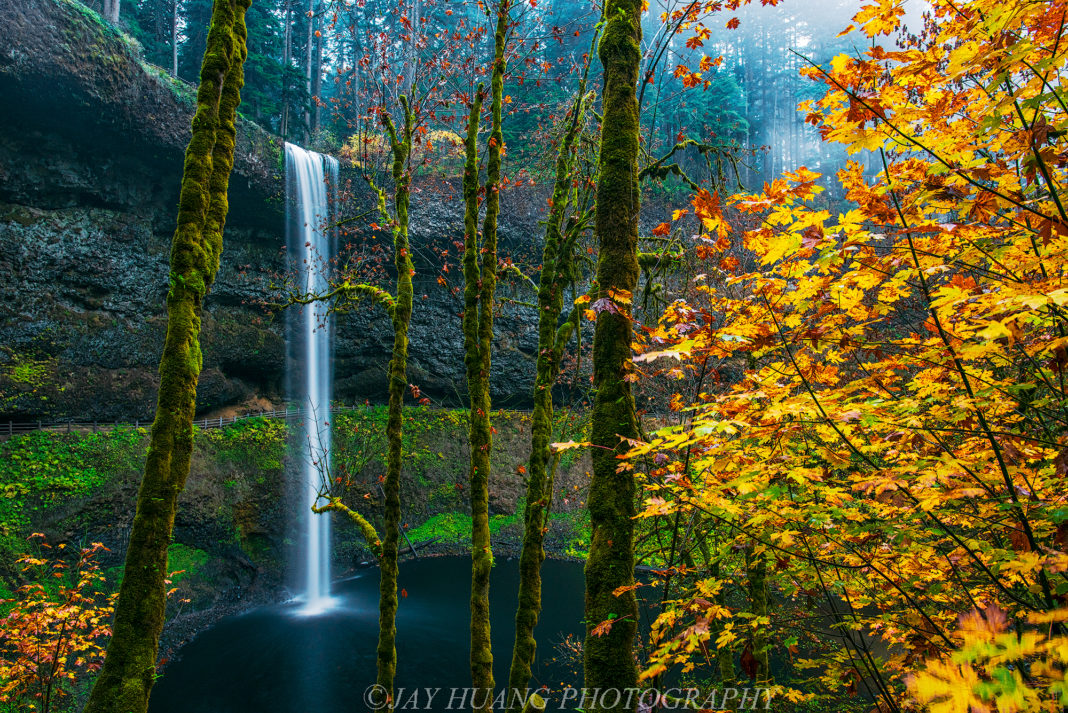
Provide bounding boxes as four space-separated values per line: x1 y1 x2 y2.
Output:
804 538 904 713
880 150 1058 611
760 291 1042 612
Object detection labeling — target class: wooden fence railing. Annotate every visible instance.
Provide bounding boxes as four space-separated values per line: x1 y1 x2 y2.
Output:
1 404 547 438
2 405 378 438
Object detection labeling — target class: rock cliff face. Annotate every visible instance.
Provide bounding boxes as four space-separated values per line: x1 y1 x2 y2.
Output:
0 0 545 421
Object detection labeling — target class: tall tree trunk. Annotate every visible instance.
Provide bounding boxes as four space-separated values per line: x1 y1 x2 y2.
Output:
82 2 248 712
584 0 641 708
281 0 292 139
375 96 416 709
312 19 323 134
305 0 314 141
171 0 179 77
461 83 488 711
745 546 771 684
507 30 595 708
465 4 509 709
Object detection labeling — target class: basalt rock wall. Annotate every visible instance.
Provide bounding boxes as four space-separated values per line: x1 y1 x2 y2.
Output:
0 0 549 421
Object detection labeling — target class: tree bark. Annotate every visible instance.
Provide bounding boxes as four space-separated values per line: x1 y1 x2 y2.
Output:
465 3 509 708
375 97 416 709
82 1 248 712
170 0 179 77
583 0 642 708
507 33 595 707
281 0 292 139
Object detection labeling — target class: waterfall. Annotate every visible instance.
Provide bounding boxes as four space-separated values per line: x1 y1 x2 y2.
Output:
285 142 338 614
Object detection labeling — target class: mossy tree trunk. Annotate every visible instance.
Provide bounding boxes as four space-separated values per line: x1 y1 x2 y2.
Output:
745 546 771 684
507 43 595 707
375 96 416 708
463 3 509 708
584 0 642 708
709 556 736 684
82 2 249 712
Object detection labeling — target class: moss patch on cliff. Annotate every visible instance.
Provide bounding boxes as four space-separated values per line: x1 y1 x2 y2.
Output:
0 427 146 566
201 417 285 473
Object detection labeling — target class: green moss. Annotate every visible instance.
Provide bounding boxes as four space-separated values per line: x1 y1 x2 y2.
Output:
406 510 522 547
0 428 146 565
166 543 210 582
203 417 286 472
583 0 643 704
551 509 591 559
7 359 50 385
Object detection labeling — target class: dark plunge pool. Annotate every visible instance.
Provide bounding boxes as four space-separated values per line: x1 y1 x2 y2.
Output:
148 556 588 713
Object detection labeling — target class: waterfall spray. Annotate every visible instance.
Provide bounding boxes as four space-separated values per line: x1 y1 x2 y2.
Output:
285 142 338 614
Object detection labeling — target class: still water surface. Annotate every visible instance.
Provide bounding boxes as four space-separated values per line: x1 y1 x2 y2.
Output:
149 556 588 713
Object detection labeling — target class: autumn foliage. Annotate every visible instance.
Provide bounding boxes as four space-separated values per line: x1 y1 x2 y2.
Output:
0 537 115 713
629 0 1068 710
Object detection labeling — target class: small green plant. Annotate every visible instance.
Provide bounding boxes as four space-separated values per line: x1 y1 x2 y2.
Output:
406 510 523 547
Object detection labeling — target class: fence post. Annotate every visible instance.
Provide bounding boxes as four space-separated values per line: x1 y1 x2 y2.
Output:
67 420 71 433
93 420 97 433
7 421 11 437
135 419 139 429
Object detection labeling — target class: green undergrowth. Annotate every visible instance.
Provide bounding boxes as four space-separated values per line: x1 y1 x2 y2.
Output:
406 510 521 547
552 508 591 559
406 504 592 559
201 417 286 472
0 428 146 566
166 542 210 582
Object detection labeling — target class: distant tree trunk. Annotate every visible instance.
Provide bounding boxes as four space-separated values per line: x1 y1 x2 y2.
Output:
709 557 735 684
584 0 642 707
507 30 595 707
465 3 509 708
312 18 323 134
81 1 249 712
102 0 120 23
745 546 771 683
375 96 416 709
281 0 292 139
171 0 179 77
305 0 314 141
